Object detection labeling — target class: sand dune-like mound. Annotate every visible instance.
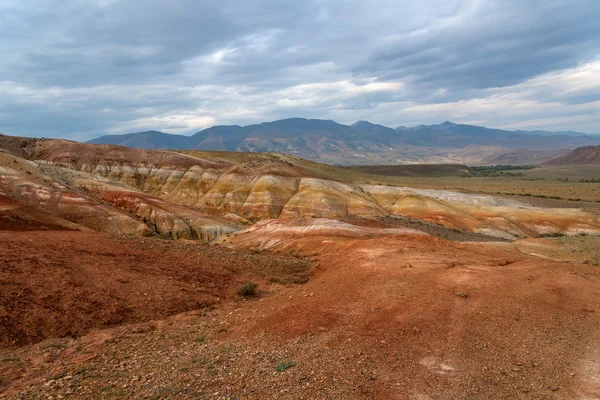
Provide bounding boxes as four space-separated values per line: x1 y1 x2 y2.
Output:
219 218 427 250
0 151 243 240
1 138 599 239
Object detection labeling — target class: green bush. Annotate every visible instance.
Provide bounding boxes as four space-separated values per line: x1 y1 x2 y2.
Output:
275 360 296 372
237 281 258 296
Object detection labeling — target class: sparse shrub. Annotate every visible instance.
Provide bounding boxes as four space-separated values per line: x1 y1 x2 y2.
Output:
275 360 296 372
195 335 206 344
237 281 258 296
43 342 67 350
537 232 565 238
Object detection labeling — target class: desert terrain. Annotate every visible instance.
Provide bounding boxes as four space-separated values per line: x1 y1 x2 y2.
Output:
1 136 600 399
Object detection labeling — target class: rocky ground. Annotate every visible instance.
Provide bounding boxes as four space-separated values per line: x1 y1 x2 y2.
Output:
1 218 600 399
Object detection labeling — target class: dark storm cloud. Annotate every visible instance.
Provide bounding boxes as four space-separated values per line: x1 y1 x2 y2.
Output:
0 0 599 138
365 0 600 90
4 0 246 86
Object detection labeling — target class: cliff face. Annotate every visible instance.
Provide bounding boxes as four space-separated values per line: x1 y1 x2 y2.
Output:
1 137 599 240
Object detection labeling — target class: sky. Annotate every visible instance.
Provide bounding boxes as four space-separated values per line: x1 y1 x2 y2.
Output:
1 0 599 140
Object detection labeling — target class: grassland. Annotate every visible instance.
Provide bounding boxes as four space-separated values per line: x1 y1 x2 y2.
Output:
518 165 600 180
378 175 600 209
341 164 477 177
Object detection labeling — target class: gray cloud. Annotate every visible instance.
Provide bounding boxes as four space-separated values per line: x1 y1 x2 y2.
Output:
366 0 600 88
0 0 599 139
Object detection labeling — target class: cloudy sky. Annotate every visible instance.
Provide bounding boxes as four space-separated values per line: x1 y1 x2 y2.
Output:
1 0 599 139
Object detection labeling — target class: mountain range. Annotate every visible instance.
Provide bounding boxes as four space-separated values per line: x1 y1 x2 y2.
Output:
87 118 600 165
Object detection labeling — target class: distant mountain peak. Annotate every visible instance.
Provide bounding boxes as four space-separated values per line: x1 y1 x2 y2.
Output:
352 120 392 130
350 120 381 129
438 121 456 128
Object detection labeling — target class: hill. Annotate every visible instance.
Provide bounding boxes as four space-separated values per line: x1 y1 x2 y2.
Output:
88 130 194 149
475 148 570 165
86 118 600 165
544 145 600 165
2 135 599 242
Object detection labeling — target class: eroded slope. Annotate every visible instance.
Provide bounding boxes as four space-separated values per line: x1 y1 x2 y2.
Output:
1 136 599 239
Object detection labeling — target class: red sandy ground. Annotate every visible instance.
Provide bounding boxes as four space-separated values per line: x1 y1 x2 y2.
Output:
1 220 600 399
0 229 308 348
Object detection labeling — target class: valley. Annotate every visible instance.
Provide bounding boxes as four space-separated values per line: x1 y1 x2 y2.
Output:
3 1 600 398
1 135 600 399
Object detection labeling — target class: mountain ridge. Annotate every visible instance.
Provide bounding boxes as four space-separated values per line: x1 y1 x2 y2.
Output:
84 118 600 165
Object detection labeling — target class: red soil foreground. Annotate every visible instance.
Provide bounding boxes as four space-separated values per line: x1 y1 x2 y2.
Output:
1 220 599 399
0 229 308 347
